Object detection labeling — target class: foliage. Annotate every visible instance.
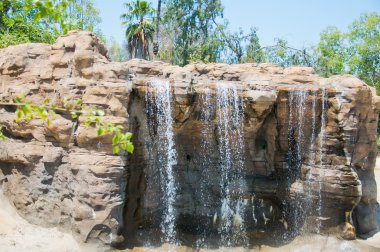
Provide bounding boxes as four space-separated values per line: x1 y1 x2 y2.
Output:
0 0 101 48
314 12 380 93
108 37 128 62
217 25 265 64
346 12 380 92
0 95 133 155
263 38 314 68
0 0 56 47
121 0 155 60
244 27 265 63
160 0 223 66
314 26 347 76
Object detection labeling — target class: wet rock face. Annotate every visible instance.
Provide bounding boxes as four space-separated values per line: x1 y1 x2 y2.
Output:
0 31 378 247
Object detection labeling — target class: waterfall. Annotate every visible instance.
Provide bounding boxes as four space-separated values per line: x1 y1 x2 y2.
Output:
288 88 328 234
305 90 318 215
316 87 327 233
145 80 177 243
287 89 309 235
215 82 247 246
287 90 307 173
195 87 213 248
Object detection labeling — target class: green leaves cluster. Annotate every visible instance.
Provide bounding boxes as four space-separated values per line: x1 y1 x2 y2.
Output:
13 95 56 126
159 0 224 66
314 12 380 93
0 0 102 49
0 96 133 155
84 108 134 154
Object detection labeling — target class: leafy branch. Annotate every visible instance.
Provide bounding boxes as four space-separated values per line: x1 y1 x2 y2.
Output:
0 95 133 155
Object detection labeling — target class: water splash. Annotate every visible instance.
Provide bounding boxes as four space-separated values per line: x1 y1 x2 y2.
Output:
145 80 177 243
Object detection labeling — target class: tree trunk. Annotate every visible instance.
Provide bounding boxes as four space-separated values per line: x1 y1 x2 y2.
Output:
153 0 162 55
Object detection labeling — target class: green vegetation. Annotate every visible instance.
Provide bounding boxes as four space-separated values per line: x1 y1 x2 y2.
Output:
314 12 380 93
0 0 101 48
0 96 134 155
121 0 155 60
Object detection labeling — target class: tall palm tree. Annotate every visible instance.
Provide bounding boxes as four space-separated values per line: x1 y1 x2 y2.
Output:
153 0 161 56
121 0 155 60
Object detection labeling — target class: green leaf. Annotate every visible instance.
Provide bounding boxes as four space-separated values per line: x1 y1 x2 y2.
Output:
85 120 92 127
74 99 82 106
15 109 22 122
96 110 105 116
125 141 134 153
113 146 120 154
63 98 69 108
125 132 133 140
50 110 56 118
71 111 78 119
97 127 103 136
112 134 120 145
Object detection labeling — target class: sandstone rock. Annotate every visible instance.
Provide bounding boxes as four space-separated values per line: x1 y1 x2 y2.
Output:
0 31 378 248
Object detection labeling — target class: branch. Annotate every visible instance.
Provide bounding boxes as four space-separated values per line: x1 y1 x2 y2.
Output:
0 101 83 114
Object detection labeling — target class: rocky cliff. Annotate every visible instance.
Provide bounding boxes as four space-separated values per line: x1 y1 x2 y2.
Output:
0 31 378 248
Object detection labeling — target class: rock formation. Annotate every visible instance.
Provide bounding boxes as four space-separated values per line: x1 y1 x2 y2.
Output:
0 31 378 248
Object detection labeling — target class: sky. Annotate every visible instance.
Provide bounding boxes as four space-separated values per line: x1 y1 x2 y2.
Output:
94 0 380 48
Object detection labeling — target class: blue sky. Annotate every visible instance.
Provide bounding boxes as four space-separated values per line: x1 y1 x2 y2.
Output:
94 0 380 48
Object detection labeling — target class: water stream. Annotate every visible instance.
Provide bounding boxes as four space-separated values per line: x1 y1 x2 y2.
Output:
215 82 247 246
287 88 328 234
316 87 327 233
145 80 177 243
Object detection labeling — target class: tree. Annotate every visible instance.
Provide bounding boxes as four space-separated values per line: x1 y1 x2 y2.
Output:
314 26 346 76
161 0 224 66
244 27 265 63
60 0 101 34
217 25 265 64
108 37 128 62
121 0 155 60
0 0 56 48
153 0 162 56
346 12 380 92
0 0 102 49
263 38 314 68
313 12 380 93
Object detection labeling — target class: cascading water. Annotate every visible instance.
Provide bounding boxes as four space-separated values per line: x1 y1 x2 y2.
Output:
306 90 318 203
215 82 248 246
287 87 328 235
134 81 331 249
195 87 214 248
316 87 327 233
145 80 177 244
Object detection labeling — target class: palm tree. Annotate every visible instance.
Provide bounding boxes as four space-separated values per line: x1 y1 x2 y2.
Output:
153 0 161 56
121 0 155 60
